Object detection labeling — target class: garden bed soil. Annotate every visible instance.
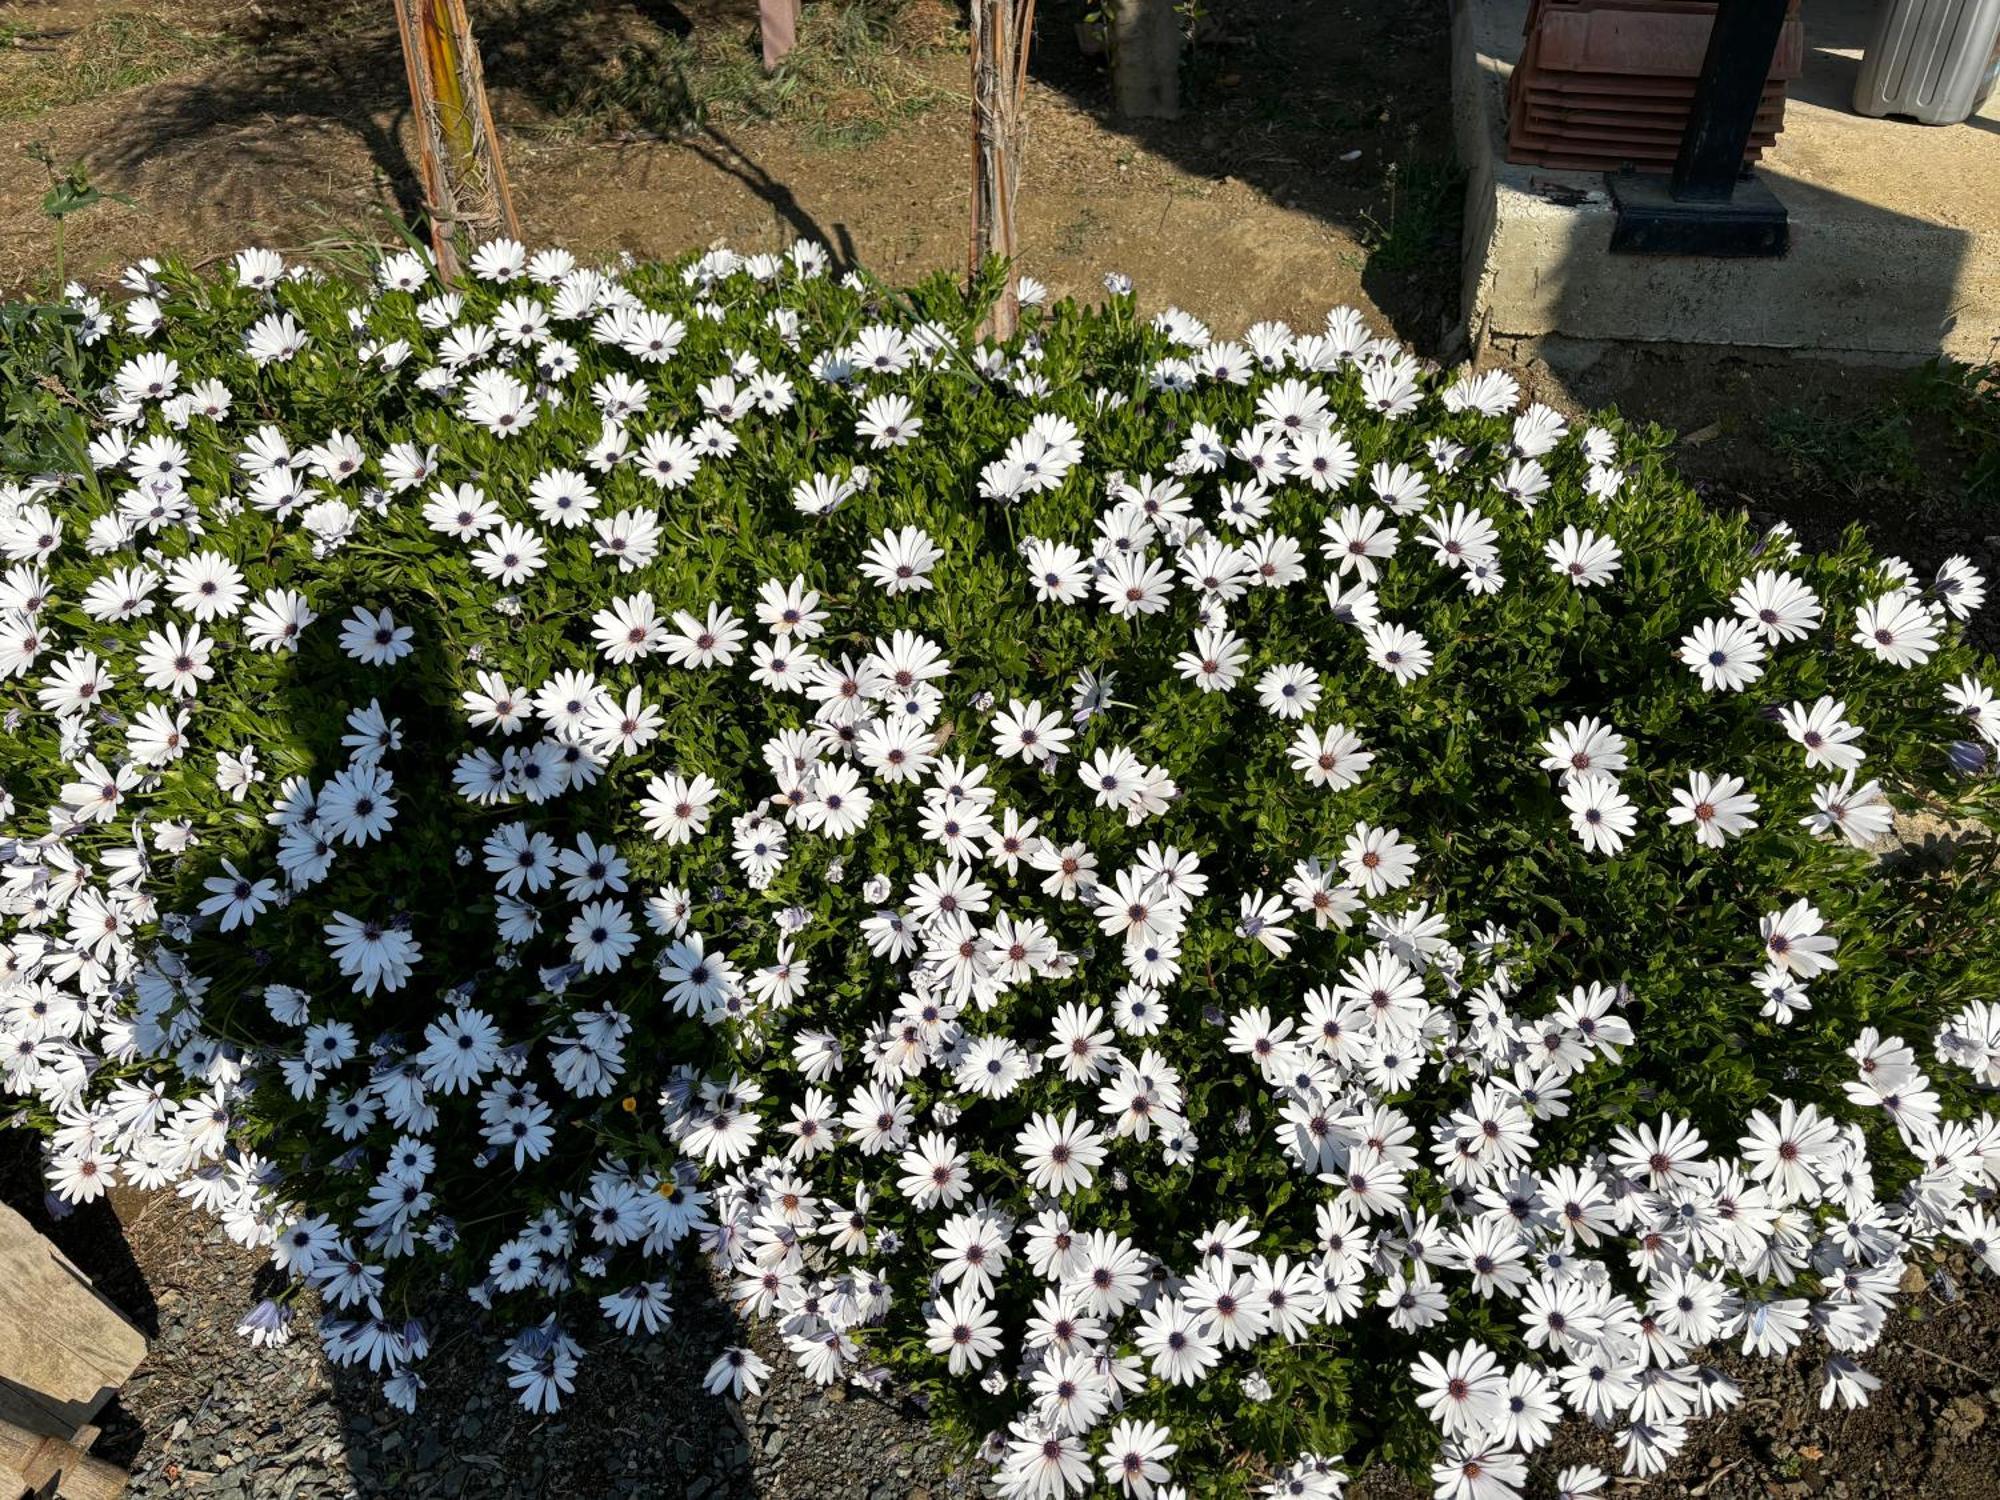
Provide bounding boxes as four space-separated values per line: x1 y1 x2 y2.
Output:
0 0 1460 344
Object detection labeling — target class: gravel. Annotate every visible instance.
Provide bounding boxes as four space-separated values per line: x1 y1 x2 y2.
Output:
3 1154 970 1500
7 1129 1999 1500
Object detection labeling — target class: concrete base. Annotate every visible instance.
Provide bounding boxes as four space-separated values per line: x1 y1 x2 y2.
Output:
1452 0 2000 363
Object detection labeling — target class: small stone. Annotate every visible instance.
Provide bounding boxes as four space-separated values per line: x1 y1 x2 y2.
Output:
1942 1395 1988 1438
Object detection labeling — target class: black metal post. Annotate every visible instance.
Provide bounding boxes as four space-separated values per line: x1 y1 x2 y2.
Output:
1607 0 1790 256
1671 0 1792 201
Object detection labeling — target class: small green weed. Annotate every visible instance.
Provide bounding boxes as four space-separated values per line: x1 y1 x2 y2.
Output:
0 12 240 120
1907 355 2000 507
1766 401 1926 503
1359 157 1464 275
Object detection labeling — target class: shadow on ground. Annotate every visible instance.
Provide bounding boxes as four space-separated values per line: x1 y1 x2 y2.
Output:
1022 0 1465 349
0 1158 964 1498
6 4 1996 1496
5 0 1464 349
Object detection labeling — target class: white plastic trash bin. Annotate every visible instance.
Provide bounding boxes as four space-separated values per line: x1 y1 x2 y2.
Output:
1853 0 2000 124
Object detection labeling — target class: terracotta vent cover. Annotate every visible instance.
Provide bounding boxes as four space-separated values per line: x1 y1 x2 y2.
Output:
1507 0 1804 172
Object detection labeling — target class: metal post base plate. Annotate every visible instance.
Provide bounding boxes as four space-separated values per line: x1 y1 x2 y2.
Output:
1606 171 1788 257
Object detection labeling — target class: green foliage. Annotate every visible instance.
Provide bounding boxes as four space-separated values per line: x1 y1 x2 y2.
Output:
1908 355 2000 509
0 13 240 122
1765 400 1925 504
19 145 137 293
1359 157 1466 279
2 248 1997 1494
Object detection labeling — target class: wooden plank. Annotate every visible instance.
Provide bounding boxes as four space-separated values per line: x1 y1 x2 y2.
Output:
0 1381 83 1447
1525 80 1787 102
0 1418 128 1500
1508 142 1771 169
1524 104 1786 134
0 1204 145 1439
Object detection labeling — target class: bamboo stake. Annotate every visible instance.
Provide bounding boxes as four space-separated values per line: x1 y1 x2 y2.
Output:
968 0 1037 342
390 0 521 283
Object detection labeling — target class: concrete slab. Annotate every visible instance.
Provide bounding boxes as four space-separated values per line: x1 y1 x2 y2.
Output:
1453 0 2000 362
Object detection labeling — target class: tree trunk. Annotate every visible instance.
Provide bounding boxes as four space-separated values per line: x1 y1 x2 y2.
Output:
969 0 1036 341
1111 0 1181 119
391 0 521 282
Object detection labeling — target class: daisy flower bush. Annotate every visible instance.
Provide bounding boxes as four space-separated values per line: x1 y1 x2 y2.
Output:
3 241 1999 1500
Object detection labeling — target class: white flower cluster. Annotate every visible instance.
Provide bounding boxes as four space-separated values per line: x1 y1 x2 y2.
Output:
2 241 1996 1500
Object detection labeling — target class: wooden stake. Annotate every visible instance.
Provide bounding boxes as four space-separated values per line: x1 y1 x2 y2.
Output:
391 0 522 283
968 0 1037 342
760 0 803 71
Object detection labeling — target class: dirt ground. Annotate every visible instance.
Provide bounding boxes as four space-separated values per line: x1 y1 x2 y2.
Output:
0 0 1461 339
3 1 1999 1495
